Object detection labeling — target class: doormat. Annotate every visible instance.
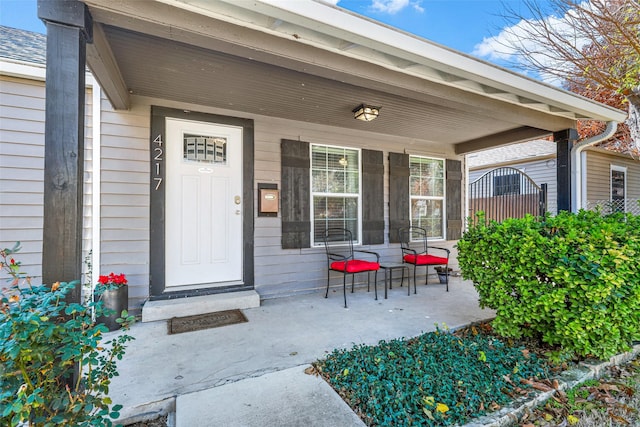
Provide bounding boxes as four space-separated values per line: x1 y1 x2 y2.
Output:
168 309 248 335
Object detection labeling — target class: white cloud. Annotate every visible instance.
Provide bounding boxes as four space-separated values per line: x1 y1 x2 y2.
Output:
370 0 423 15
472 23 525 62
332 0 423 15
472 6 592 86
371 0 409 14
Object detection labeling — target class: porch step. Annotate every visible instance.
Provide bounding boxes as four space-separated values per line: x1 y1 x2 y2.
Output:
141 290 260 322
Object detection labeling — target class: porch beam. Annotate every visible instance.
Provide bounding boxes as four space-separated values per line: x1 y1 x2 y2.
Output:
554 128 578 212
38 0 92 302
86 22 130 110
454 127 551 155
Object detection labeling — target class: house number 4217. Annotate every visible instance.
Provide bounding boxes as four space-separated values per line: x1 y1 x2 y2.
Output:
153 134 163 191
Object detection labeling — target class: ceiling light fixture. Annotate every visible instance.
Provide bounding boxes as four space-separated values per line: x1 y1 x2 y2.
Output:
352 104 380 122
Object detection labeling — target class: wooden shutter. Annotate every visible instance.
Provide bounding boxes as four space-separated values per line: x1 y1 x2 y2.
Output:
388 152 410 243
281 139 310 249
362 149 384 245
446 159 462 240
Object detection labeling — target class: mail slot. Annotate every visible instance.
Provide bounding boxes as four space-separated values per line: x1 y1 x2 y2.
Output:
259 188 279 214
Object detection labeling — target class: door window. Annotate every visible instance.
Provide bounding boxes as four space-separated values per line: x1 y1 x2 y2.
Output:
183 134 227 165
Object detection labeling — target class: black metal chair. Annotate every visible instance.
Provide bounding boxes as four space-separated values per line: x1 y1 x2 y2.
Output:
399 226 450 291
323 228 380 308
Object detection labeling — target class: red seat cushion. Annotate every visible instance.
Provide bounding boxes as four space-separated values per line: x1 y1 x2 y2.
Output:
403 254 448 265
331 259 380 273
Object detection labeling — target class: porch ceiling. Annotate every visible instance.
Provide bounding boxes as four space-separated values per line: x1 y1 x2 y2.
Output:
82 0 626 154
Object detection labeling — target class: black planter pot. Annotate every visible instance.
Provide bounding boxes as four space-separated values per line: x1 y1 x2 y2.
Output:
95 286 128 331
435 268 452 284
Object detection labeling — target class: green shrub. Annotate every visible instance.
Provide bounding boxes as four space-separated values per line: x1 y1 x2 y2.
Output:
0 244 134 426
315 326 549 426
457 210 640 360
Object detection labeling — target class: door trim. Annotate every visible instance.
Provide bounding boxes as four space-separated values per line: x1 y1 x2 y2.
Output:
149 106 254 300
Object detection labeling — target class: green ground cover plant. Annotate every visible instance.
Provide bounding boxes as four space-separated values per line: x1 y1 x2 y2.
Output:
0 243 135 426
457 210 640 360
313 324 550 426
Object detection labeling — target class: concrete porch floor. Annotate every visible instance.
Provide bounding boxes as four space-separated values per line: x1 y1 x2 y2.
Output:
107 277 494 425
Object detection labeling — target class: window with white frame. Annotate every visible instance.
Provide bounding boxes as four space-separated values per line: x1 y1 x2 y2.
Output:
311 145 361 245
611 165 626 212
409 156 445 239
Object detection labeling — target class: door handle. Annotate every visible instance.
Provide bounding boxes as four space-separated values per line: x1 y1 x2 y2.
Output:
234 195 241 205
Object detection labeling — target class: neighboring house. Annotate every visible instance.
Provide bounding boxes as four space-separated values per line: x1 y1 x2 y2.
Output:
0 0 626 320
467 140 558 218
467 139 640 219
582 147 640 214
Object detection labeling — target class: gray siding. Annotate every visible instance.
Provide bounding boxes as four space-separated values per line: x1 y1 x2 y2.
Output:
250 115 458 298
0 75 93 283
585 149 640 211
99 97 150 307
111 97 461 301
0 76 45 277
2 86 462 305
469 158 558 215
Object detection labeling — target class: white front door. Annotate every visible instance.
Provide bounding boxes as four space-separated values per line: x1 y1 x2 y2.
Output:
165 118 243 289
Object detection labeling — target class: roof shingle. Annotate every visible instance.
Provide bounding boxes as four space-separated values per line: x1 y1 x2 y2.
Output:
466 139 557 168
0 25 46 65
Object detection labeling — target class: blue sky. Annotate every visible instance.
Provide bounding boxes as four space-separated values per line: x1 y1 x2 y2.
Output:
0 0 550 75
0 0 44 33
333 0 534 55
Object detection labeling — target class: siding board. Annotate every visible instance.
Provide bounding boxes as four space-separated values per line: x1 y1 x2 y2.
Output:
0 77 48 97
102 158 148 172
101 122 149 139
0 155 46 168
101 146 149 162
100 171 147 184
0 117 45 133
0 193 43 205
0 105 45 122
0 134 45 147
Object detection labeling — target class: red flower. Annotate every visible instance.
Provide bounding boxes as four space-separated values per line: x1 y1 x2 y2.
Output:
98 272 128 287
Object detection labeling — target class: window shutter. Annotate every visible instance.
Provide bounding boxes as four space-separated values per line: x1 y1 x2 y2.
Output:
362 149 384 245
281 139 310 249
388 152 409 243
446 159 462 240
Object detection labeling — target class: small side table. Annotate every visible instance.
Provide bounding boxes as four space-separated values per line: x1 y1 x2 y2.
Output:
380 264 411 298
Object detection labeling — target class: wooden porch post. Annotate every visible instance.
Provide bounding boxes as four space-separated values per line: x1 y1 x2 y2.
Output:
554 129 578 212
38 0 92 301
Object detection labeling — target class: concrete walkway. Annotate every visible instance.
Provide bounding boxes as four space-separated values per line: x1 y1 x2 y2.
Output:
107 277 494 426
